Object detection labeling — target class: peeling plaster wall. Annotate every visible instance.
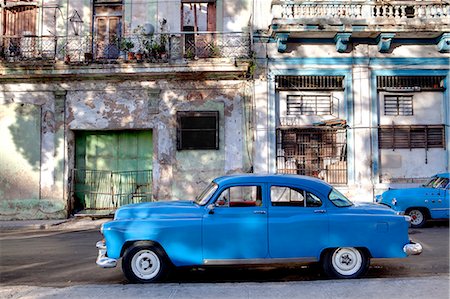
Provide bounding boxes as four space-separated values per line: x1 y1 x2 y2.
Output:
0 79 251 219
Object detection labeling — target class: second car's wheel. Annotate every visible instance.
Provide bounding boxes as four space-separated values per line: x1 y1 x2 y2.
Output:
408 209 427 228
122 243 169 283
322 247 369 279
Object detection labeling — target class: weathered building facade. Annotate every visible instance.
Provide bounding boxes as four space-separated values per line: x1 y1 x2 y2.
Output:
0 0 253 219
1 0 449 220
253 0 450 201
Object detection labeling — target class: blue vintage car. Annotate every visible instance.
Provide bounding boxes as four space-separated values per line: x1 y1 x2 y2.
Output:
96 174 422 283
376 173 450 228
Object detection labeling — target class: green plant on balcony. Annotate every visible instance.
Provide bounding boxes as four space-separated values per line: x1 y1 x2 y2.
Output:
119 38 135 60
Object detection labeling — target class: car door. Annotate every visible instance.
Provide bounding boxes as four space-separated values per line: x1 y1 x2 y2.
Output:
425 177 449 219
202 184 268 262
268 184 329 259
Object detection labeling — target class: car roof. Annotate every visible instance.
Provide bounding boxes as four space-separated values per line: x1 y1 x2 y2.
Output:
436 173 450 179
213 173 333 194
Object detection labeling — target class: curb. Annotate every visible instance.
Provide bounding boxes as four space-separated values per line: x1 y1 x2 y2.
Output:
0 218 109 232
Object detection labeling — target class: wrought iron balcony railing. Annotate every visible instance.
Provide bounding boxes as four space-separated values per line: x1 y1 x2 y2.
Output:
0 31 251 63
272 1 450 28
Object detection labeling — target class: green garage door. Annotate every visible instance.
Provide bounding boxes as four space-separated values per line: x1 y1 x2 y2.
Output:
74 130 153 212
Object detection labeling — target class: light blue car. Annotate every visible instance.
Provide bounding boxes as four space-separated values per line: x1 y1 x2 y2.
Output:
376 173 450 228
96 174 422 283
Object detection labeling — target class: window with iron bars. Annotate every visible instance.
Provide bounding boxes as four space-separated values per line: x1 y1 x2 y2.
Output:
287 95 333 116
177 111 219 150
276 128 347 184
276 76 345 90
378 125 445 150
384 95 413 116
377 76 445 91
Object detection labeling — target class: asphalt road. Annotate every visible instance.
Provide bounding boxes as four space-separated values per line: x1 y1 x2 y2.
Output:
0 222 448 287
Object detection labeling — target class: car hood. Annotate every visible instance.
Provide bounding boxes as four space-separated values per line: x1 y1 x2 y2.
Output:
114 200 203 220
346 202 397 215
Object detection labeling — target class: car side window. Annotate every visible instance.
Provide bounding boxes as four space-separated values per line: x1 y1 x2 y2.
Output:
271 186 322 207
215 186 262 207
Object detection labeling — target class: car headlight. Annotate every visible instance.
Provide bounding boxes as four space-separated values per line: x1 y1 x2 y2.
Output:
391 198 397 206
100 223 104 234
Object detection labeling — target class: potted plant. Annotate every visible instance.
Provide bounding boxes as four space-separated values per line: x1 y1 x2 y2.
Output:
120 38 135 60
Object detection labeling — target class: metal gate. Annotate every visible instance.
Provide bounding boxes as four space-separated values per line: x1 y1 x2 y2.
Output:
71 169 153 212
276 128 347 184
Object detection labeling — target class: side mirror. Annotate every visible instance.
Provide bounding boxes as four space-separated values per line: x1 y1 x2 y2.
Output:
207 204 215 214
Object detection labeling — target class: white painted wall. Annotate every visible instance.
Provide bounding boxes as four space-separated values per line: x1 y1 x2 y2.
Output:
380 149 447 180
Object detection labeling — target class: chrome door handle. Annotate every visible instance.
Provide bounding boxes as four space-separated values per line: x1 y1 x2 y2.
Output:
314 210 327 214
254 210 267 215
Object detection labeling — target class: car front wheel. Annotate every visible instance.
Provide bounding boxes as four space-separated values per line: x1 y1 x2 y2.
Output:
122 243 169 283
322 247 369 279
408 209 427 228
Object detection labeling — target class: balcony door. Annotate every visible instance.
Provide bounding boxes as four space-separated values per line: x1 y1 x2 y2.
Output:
94 3 123 59
181 1 216 58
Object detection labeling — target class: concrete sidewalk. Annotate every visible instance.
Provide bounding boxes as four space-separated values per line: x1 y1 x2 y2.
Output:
1 276 449 299
0 217 109 232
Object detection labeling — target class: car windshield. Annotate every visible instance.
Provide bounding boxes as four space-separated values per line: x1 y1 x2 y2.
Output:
423 176 449 189
328 188 353 207
194 182 218 205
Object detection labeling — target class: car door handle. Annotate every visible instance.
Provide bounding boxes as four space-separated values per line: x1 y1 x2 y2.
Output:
314 210 327 214
253 210 267 215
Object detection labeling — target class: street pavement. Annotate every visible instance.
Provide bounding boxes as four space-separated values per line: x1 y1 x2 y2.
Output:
0 218 449 299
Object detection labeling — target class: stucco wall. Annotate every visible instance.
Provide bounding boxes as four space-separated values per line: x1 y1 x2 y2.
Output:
0 79 251 219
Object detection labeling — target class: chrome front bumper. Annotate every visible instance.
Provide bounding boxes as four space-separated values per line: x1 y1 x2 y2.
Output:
403 242 423 256
96 240 117 268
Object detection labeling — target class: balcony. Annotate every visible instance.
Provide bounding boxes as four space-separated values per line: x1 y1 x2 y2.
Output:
0 31 252 80
0 31 251 63
271 1 450 36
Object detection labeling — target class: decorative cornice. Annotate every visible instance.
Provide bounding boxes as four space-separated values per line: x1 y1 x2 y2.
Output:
275 33 290 53
437 33 450 53
334 33 351 53
377 33 396 53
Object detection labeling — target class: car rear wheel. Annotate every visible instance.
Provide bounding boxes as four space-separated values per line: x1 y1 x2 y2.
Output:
322 247 369 279
122 243 169 283
408 209 427 228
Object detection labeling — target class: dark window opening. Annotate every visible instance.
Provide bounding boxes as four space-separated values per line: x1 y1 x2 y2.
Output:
378 125 445 149
384 95 413 116
287 95 333 116
276 128 347 184
177 111 219 150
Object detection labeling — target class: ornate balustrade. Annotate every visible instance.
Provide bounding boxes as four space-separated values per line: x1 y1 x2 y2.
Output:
272 1 450 26
0 31 251 63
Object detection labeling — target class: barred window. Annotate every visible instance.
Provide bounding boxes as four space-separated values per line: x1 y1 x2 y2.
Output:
379 125 445 149
276 128 347 184
276 76 344 90
287 95 332 116
384 95 413 116
377 76 444 91
177 111 219 150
